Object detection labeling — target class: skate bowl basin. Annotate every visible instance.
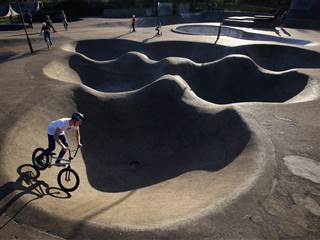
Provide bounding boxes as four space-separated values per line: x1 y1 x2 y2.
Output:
2 63 276 231
173 24 311 45
13 75 275 230
43 39 318 104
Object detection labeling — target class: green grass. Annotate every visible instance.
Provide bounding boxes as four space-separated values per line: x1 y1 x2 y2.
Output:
0 16 20 24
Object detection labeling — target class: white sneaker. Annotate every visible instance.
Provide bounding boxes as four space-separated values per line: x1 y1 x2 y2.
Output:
55 159 68 166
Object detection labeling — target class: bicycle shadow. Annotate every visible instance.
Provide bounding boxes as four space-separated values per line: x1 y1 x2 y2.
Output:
0 164 71 230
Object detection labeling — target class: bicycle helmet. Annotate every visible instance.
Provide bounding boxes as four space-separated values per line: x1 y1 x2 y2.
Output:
71 112 84 121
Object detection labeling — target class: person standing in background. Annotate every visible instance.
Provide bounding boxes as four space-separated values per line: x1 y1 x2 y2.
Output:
24 10 33 29
131 14 136 32
60 10 68 31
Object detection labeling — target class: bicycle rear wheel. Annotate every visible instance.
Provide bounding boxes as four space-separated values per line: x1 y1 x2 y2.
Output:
57 168 80 192
32 148 49 170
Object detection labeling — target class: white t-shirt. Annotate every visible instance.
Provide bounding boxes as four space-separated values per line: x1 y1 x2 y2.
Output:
47 118 79 135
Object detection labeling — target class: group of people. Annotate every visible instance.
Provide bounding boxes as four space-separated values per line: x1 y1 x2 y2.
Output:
39 10 68 48
23 10 68 49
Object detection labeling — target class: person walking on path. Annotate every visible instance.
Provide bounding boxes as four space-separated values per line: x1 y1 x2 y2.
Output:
45 15 56 32
60 10 68 31
40 21 54 49
131 14 136 32
155 21 162 36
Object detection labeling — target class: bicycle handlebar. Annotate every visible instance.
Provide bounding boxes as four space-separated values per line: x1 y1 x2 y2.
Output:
67 146 81 159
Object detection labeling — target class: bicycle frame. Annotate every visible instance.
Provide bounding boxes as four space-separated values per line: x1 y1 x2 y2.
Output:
48 146 80 167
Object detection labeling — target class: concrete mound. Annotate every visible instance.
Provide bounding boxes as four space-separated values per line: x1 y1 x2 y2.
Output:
74 76 251 192
45 42 310 104
73 39 320 71
0 73 275 232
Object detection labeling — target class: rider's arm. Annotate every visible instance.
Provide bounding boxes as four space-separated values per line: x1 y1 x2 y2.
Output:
76 127 82 147
54 128 67 149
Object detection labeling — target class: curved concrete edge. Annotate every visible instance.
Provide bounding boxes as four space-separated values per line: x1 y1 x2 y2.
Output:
43 49 316 105
286 75 320 103
172 24 312 45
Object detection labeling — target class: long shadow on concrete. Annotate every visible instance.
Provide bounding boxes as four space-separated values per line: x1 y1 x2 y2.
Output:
0 164 70 230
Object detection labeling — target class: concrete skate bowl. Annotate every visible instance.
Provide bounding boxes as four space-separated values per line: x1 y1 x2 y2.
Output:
173 24 311 45
44 39 320 104
1 74 275 233
68 39 320 71
75 81 254 193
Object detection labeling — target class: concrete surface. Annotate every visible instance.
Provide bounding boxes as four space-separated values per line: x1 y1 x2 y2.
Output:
0 17 320 239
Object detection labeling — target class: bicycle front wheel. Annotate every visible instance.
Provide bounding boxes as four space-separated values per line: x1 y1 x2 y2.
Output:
57 168 80 192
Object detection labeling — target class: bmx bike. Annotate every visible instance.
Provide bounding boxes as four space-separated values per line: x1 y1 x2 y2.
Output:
32 146 80 192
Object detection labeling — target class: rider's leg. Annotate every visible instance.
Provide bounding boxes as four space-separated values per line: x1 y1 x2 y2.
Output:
38 135 55 159
64 20 68 30
47 32 53 46
43 32 51 48
57 134 68 160
44 32 48 44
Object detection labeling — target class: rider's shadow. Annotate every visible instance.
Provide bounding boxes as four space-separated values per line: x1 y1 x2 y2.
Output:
0 164 71 230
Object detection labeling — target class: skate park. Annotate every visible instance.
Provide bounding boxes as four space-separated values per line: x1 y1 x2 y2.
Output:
1 1 320 239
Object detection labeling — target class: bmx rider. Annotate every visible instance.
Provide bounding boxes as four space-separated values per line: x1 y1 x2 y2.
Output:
36 112 84 165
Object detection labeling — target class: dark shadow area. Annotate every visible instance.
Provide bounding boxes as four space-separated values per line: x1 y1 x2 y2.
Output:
0 24 25 31
193 59 309 104
68 53 308 104
69 54 153 92
0 164 71 230
75 39 320 71
73 80 251 192
0 49 43 64
173 25 308 45
8 32 44 38
0 51 15 63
